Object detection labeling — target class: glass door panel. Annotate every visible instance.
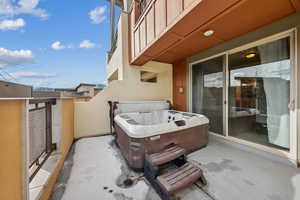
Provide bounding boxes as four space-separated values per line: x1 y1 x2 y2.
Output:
228 37 291 151
192 56 224 135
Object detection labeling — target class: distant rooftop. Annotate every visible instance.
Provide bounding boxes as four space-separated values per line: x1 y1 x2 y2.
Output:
54 88 76 92
75 83 97 90
0 81 106 98
0 80 32 98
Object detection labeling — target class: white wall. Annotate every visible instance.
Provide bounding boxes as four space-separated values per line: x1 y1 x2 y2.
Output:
74 12 173 138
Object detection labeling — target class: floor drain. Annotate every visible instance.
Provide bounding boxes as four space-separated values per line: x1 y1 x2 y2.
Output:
123 178 134 187
116 175 138 188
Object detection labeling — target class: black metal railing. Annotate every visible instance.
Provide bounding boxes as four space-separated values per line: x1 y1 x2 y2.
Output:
28 99 56 182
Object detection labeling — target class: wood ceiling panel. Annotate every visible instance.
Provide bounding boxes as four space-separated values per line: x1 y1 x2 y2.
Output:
201 0 295 41
132 55 152 66
143 32 181 57
172 0 241 37
166 29 223 62
154 51 177 63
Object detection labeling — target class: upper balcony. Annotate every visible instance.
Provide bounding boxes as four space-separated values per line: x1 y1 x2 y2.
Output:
129 0 298 65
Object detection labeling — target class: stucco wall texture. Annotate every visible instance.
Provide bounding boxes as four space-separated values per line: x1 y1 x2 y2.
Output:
74 12 173 139
0 100 25 200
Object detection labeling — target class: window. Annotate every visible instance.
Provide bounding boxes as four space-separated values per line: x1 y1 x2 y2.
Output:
140 70 158 83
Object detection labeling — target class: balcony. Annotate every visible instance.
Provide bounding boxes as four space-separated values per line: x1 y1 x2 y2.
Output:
50 134 300 200
129 0 297 65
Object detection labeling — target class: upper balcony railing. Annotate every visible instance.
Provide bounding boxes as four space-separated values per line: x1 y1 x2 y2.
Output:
134 0 151 23
129 0 204 65
107 29 118 63
107 10 122 64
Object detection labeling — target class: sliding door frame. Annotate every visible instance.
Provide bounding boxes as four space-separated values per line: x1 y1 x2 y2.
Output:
188 28 298 162
188 53 227 136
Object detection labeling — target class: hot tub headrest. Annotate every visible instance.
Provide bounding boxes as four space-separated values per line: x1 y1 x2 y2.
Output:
115 101 170 114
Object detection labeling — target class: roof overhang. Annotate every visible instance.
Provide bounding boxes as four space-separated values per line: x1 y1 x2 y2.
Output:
131 0 300 65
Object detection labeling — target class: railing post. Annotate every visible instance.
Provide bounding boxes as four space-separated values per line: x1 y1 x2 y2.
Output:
45 102 52 153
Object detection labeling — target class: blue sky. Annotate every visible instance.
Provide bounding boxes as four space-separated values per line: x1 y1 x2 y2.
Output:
0 0 116 88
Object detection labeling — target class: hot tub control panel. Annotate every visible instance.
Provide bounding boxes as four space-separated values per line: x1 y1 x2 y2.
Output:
168 110 195 124
174 120 186 127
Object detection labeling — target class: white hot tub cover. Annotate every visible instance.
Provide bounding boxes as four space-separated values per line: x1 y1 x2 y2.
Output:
114 101 170 114
114 111 209 138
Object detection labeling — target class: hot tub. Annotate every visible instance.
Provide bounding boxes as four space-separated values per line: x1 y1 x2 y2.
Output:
112 103 209 170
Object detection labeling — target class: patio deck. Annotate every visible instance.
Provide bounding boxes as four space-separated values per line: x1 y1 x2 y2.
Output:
49 135 300 200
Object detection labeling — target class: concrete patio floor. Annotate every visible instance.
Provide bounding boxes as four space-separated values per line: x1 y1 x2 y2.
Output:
49 135 300 200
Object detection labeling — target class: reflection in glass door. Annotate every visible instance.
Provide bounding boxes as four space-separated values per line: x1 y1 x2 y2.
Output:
192 56 224 135
228 37 291 151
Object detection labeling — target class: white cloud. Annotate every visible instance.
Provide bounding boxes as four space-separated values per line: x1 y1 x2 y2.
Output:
79 40 95 49
51 41 65 50
89 6 106 24
10 71 57 79
33 79 55 87
67 44 74 49
0 0 48 19
0 18 25 31
0 47 34 68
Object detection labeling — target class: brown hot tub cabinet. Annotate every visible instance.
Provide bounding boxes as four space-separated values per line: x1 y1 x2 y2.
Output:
115 123 208 170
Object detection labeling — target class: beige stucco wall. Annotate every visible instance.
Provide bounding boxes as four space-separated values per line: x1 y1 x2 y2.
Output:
74 12 173 138
39 99 75 200
0 100 26 200
74 62 172 138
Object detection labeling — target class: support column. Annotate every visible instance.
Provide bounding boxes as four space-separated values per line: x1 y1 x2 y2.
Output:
110 0 116 51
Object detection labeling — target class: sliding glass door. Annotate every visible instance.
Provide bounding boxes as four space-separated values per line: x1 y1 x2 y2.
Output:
191 56 225 135
228 37 292 151
190 31 296 155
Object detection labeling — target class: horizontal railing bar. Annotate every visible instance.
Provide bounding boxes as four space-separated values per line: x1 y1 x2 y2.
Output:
29 106 46 112
29 98 56 105
29 151 52 183
29 150 47 168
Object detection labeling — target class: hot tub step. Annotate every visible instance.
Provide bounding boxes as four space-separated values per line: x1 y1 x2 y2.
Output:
156 162 206 195
147 145 186 166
